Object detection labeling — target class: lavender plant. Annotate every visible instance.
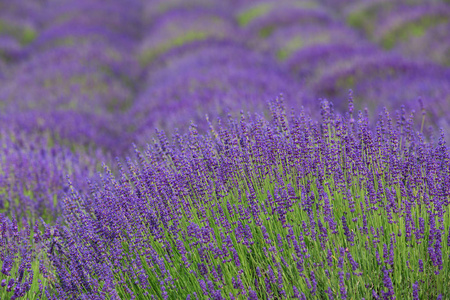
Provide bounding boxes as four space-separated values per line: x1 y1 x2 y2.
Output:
30 23 138 56
46 99 450 299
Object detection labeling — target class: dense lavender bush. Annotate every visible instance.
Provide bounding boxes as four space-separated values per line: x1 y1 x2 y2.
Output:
43 100 450 299
2 45 136 111
0 129 110 298
139 9 239 66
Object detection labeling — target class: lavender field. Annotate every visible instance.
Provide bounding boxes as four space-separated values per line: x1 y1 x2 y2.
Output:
0 0 449 299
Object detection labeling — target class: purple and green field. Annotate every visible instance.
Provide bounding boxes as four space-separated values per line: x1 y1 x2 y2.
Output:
0 0 449 299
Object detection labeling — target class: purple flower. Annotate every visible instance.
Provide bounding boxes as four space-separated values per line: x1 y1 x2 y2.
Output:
248 290 258 300
341 214 355 245
326 287 334 300
339 271 347 300
382 267 395 299
412 281 419 300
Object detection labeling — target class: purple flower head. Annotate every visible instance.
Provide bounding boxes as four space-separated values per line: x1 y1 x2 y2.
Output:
412 281 419 300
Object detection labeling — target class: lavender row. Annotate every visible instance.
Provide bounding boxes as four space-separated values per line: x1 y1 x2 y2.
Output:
39 100 450 299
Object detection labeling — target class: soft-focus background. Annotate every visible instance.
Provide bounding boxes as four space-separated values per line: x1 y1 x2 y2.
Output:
1 0 449 157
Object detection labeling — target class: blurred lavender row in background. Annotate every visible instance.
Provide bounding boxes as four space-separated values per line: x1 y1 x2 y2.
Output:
1 0 448 155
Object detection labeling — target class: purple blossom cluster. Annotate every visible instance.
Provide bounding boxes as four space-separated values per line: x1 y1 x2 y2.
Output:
0 0 449 299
